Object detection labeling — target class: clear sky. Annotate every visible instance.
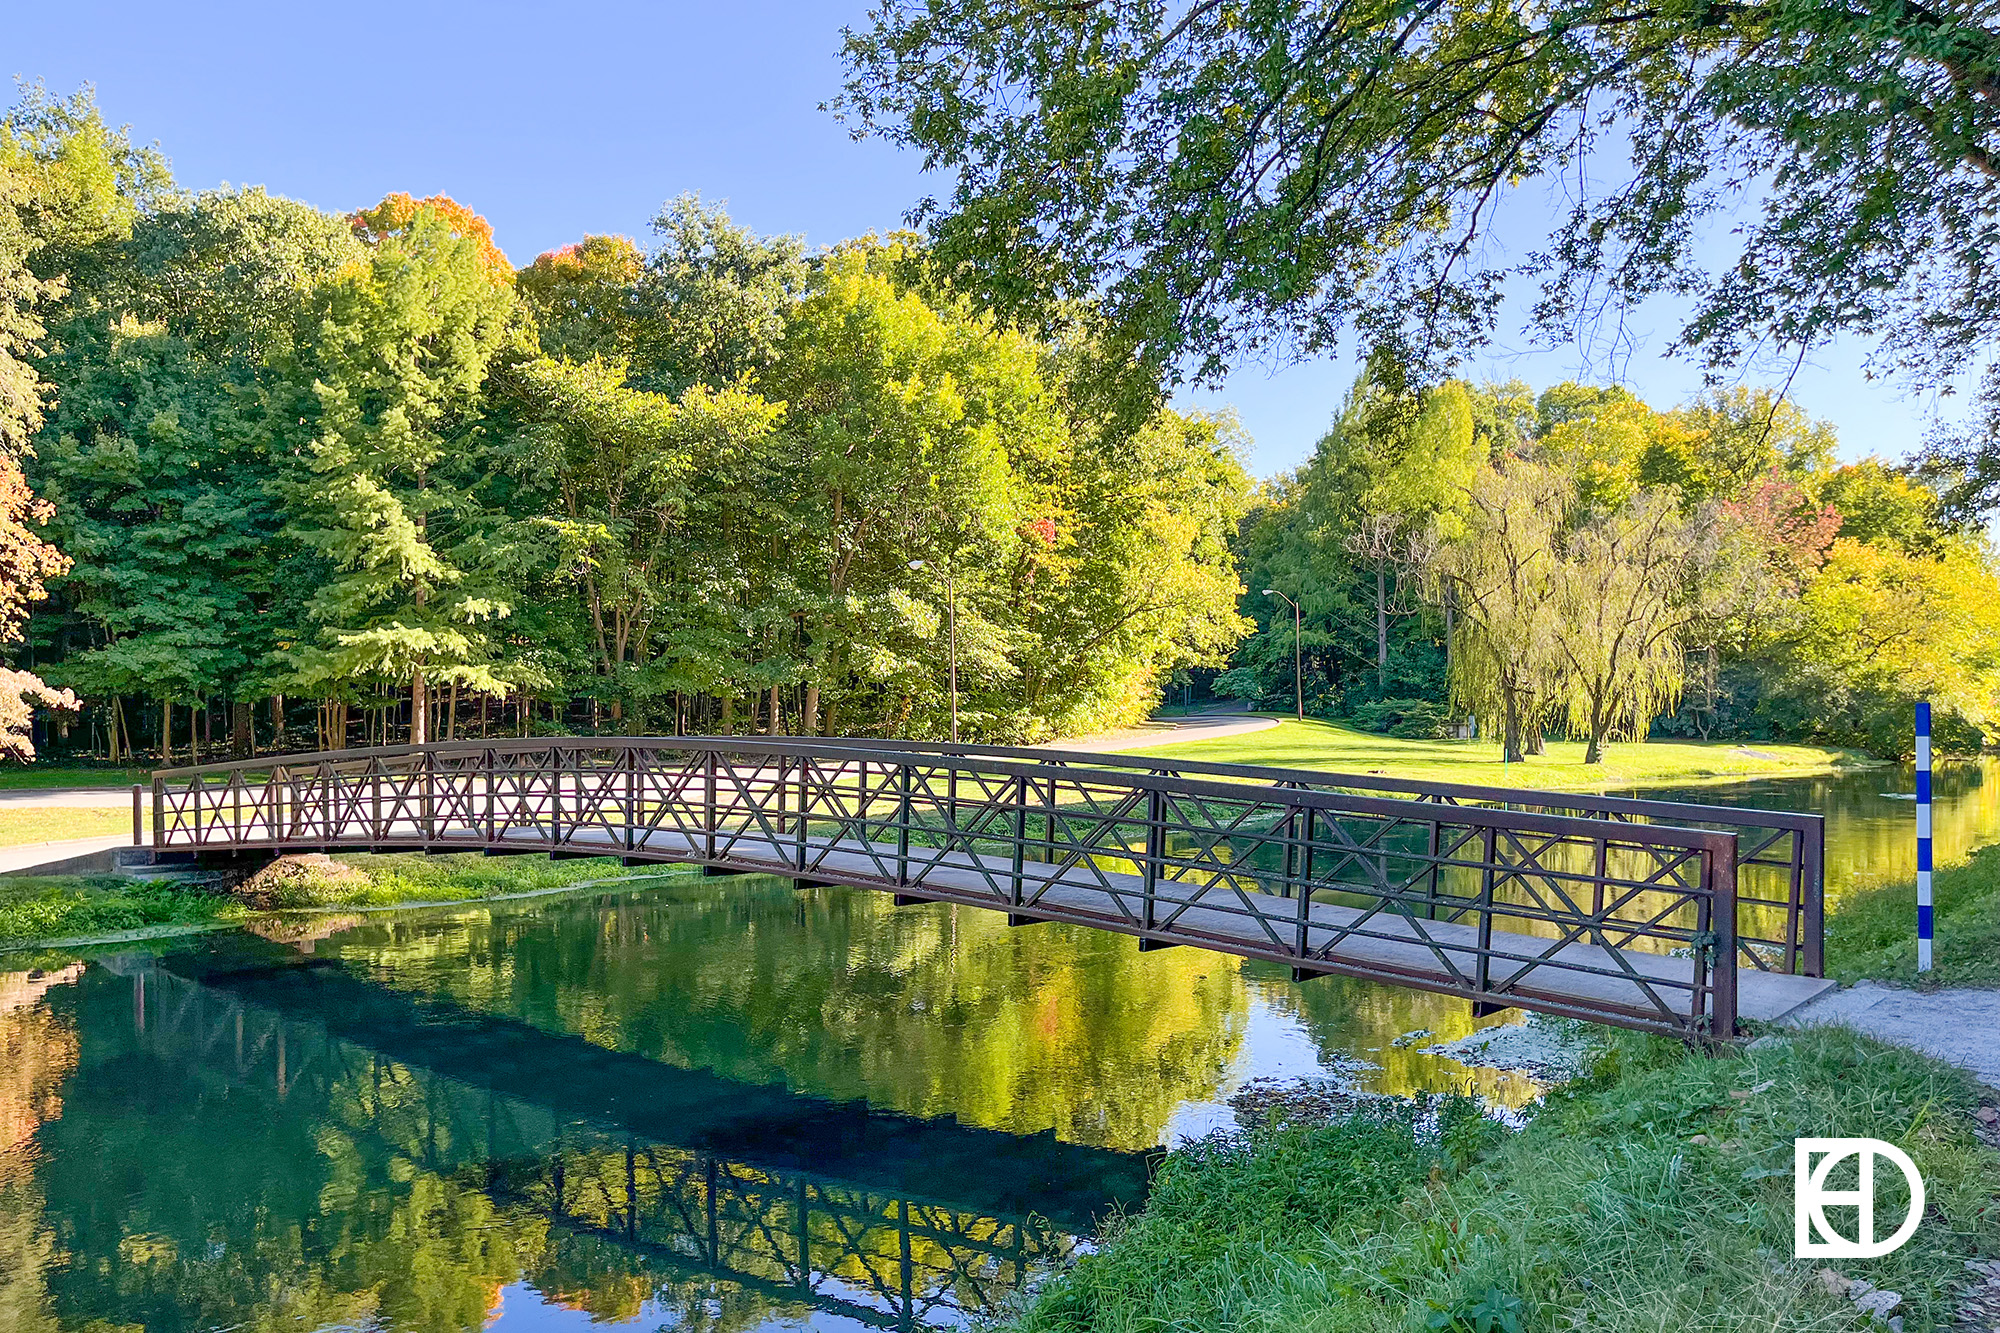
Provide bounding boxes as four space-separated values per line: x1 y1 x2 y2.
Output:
10 0 1961 479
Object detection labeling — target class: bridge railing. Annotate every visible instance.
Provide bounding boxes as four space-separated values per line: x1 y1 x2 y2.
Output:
152 738 1755 1037
822 737 1824 977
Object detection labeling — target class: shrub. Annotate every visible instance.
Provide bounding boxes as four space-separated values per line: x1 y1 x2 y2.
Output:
1351 697 1454 738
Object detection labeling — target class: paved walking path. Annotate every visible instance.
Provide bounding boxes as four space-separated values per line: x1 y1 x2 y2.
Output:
0 786 135 809
1043 709 1278 755
0 834 131 875
1784 981 2000 1089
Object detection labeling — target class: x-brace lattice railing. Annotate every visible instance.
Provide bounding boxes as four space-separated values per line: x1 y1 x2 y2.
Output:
151 737 1753 1037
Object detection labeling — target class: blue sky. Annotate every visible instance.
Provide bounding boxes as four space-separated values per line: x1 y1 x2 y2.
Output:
11 0 1959 479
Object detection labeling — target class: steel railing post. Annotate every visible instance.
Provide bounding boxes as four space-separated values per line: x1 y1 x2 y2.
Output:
1711 840 1741 1036
1011 774 1027 909
484 749 496 844
796 755 810 871
370 761 382 842
132 784 143 847
624 748 638 853
1043 774 1057 864
1141 786 1164 935
1423 817 1441 919
1802 820 1825 977
1282 806 1298 899
895 763 911 885
422 751 435 843
549 746 564 848
1474 825 1497 998
704 749 718 861
1296 806 1315 960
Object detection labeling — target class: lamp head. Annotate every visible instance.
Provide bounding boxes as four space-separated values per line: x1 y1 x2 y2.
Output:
1261 588 1277 596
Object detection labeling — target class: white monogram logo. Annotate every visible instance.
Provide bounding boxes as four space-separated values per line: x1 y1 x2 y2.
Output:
1794 1138 1926 1259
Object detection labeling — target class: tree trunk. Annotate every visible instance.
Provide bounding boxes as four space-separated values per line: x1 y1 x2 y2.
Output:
1376 567 1389 693
161 700 172 764
803 683 820 736
410 666 428 746
767 686 783 736
231 701 253 759
720 694 734 735
1500 687 1523 764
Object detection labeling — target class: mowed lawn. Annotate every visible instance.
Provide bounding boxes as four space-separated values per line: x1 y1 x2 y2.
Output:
0 764 150 790
1121 717 1874 791
0 807 136 846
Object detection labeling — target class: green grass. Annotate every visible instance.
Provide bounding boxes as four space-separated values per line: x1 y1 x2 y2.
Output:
237 851 684 909
0 762 150 789
0 874 244 946
1123 717 1875 791
1007 1026 2000 1333
0 852 687 950
0 806 136 846
1829 842 2000 986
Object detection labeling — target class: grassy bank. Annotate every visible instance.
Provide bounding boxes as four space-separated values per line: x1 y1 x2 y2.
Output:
1009 1027 2000 1333
0 852 685 952
1125 717 1874 791
1829 842 2000 986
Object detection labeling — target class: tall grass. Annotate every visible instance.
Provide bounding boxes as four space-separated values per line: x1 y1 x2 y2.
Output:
1829 842 2000 985
1007 1027 2000 1333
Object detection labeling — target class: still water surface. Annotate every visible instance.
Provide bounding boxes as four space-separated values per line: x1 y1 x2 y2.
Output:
2 759 1992 1333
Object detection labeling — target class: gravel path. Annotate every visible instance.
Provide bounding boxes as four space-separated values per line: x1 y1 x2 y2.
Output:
1784 981 2000 1089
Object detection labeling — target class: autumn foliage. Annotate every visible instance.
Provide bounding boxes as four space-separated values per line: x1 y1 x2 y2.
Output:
349 192 512 283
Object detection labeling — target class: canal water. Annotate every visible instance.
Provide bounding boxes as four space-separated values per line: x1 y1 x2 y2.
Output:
2 759 1993 1333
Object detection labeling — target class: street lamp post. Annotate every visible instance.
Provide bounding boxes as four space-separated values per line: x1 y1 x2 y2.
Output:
909 559 959 743
1262 589 1304 722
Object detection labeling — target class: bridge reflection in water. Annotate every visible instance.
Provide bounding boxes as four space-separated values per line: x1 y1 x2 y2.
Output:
72 941 1150 1331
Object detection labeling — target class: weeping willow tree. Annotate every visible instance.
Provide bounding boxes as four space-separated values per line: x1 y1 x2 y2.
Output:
1430 461 1565 763
1550 490 1705 764
1435 460 1705 765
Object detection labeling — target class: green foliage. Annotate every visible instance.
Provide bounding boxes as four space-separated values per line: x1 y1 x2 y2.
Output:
838 1 2000 399
0 874 238 946
3 88 1255 753
1006 1027 2000 1333
1350 697 1451 739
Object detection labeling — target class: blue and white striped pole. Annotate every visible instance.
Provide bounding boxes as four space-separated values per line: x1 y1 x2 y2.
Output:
1916 701 1933 973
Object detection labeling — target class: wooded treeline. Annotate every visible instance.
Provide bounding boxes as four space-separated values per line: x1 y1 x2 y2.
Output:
1224 364 2000 759
0 88 1251 761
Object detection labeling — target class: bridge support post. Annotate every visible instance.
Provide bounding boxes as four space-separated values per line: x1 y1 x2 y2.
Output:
1010 775 1027 912
1709 843 1740 1037
1474 825 1497 1000
704 750 718 860
895 763 911 886
795 756 810 872
624 748 638 853
1295 807 1314 961
1140 787 1164 936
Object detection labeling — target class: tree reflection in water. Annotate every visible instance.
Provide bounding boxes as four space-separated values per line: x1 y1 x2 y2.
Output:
0 869 1559 1332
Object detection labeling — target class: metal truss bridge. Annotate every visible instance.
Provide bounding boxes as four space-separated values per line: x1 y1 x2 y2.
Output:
144 737 1838 1038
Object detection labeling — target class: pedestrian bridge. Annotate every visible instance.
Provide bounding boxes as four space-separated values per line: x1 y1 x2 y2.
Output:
145 737 1838 1039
